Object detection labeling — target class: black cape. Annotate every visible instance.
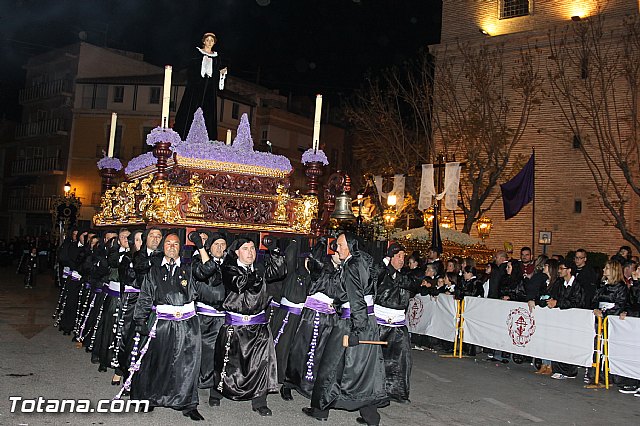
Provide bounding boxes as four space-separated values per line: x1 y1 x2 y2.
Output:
311 251 388 411
131 258 218 410
374 262 421 402
213 249 286 401
285 261 342 399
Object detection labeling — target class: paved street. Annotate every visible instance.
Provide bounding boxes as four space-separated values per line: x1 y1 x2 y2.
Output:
1 265 638 425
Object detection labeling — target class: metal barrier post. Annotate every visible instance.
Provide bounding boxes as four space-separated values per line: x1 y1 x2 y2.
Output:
603 316 610 389
585 315 604 389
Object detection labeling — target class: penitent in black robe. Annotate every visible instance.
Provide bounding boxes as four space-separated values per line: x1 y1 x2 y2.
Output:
174 48 222 140
269 240 310 384
285 261 341 399
311 251 388 412
131 258 218 410
374 262 422 402
213 250 286 401
192 252 226 390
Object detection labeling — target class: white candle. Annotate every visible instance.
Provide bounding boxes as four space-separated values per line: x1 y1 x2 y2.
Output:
107 112 117 157
226 129 232 145
161 65 172 128
312 94 322 150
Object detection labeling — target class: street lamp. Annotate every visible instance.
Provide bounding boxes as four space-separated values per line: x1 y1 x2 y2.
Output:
440 216 453 229
476 216 493 242
64 181 72 195
383 194 398 234
356 192 364 227
423 206 435 230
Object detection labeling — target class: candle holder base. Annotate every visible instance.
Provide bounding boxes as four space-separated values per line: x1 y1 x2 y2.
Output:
305 161 325 196
99 167 119 193
153 141 173 180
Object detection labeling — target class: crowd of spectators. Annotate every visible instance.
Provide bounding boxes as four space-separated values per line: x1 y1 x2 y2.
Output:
0 234 55 269
405 244 640 395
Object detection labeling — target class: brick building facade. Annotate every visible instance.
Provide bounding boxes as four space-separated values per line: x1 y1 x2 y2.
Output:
432 0 639 257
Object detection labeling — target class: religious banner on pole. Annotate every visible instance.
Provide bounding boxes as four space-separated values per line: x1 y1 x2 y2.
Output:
462 297 595 366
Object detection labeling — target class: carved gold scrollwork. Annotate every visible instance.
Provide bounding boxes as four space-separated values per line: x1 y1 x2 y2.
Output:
186 173 205 218
144 179 181 224
137 174 154 213
274 184 289 223
291 195 318 233
93 186 116 225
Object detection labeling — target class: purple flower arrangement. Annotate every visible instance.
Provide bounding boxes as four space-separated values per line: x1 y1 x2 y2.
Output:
125 109 293 175
301 148 329 165
97 155 123 171
124 152 157 175
233 113 254 151
173 141 292 172
185 108 209 144
146 126 182 147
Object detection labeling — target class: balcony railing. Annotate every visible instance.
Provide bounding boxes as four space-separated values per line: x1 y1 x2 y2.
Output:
19 79 73 103
16 118 69 139
8 196 58 212
11 157 65 176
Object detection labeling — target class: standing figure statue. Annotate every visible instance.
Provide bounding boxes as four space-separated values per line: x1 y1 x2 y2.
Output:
174 32 228 140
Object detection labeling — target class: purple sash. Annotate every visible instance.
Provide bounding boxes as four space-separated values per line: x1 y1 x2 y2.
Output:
196 302 225 316
341 304 374 320
279 304 303 316
376 317 406 326
304 297 336 315
225 311 267 326
124 286 140 293
104 287 120 298
153 302 197 321
154 309 196 321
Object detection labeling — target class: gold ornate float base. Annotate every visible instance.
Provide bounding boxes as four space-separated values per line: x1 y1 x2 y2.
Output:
93 157 318 234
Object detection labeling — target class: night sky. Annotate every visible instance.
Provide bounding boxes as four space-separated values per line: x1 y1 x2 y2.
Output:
0 0 442 120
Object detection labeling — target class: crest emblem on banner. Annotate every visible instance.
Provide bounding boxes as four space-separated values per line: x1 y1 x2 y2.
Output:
506 307 536 347
408 297 424 328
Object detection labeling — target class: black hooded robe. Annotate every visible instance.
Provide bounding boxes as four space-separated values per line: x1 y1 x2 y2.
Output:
285 260 342 399
213 244 286 402
269 240 310 385
374 261 422 402
131 258 219 410
311 239 388 416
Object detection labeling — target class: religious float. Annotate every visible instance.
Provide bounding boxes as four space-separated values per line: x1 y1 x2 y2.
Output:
92 109 328 235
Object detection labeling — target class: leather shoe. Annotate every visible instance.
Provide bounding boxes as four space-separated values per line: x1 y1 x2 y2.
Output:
356 417 379 426
280 386 293 401
302 407 327 421
98 366 107 372
253 406 272 416
183 409 205 421
208 397 220 407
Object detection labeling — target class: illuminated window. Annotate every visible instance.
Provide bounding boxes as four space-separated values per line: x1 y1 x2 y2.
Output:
500 0 530 19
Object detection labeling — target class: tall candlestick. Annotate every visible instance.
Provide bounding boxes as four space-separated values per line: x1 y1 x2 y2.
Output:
161 65 172 128
108 112 117 157
312 94 322 150
226 129 232 145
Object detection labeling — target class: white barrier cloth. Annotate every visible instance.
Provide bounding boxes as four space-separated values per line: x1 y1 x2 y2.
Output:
608 316 640 381
407 295 457 342
462 297 595 366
